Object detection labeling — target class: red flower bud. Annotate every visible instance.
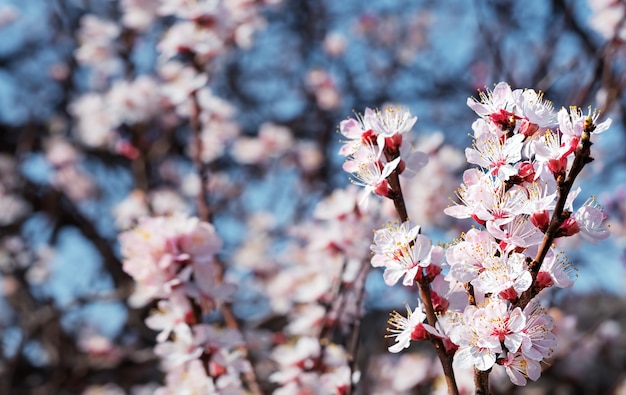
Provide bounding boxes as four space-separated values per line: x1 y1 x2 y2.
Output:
530 210 550 232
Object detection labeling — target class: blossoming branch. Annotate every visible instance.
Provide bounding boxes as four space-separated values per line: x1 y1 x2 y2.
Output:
339 82 611 395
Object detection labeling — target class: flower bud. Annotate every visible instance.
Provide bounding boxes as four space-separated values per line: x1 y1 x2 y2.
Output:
530 210 550 233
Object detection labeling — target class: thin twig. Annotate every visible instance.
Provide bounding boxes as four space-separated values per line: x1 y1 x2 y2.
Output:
384 149 459 395
189 91 263 395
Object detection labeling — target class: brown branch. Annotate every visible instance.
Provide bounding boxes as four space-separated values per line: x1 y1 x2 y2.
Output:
347 262 372 395
383 149 459 395
474 368 491 395
190 91 212 223
516 127 593 310
384 163 409 223
189 91 263 395
417 281 459 395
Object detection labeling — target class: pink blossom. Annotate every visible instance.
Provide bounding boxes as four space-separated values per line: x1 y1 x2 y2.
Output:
158 22 224 62
575 196 610 242
107 76 161 126
343 142 400 206
154 360 215 395
120 0 160 31
269 336 321 384
295 140 323 172
465 133 524 180
445 228 498 283
69 93 116 148
513 88 557 128
444 171 530 225
0 190 31 226
397 144 429 178
113 191 149 229
486 216 543 251
520 301 557 362
449 305 497 371
74 15 122 83
371 222 437 286
499 352 541 386
159 62 208 109
450 300 528 371
386 302 432 353
588 0 626 40
323 32 347 56
532 130 572 176
466 82 515 118
186 261 235 313
367 106 417 139
338 108 376 156
0 4 19 28
145 290 193 343
153 323 203 369
312 186 359 220
537 248 576 289
473 252 532 300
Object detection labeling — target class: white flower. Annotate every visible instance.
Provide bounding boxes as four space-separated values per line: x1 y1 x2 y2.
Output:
575 196 609 243
465 133 524 181
367 106 417 138
486 216 543 251
371 222 436 286
449 305 497 371
466 82 515 118
342 142 400 206
473 252 532 299
500 352 541 386
386 302 431 353
513 88 557 128
398 144 429 178
537 248 576 289
520 301 557 361
445 228 498 283
444 171 530 225
450 300 529 371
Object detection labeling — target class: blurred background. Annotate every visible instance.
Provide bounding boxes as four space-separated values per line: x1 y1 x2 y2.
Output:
1 0 626 394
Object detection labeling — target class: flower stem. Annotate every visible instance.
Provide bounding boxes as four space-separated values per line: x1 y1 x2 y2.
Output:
417 281 460 395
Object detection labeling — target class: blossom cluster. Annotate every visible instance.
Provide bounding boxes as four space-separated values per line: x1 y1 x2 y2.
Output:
340 82 611 389
70 0 278 163
263 186 383 393
339 106 428 206
119 214 248 394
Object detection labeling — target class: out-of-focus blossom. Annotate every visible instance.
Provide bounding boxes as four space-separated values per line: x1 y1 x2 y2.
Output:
306 69 341 110
113 190 149 230
0 191 30 226
120 0 160 31
0 4 19 28
82 383 126 395
74 15 122 84
78 331 124 368
323 32 346 56
149 189 190 216
69 93 116 148
159 62 208 109
108 76 161 126
231 123 293 164
588 0 626 41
